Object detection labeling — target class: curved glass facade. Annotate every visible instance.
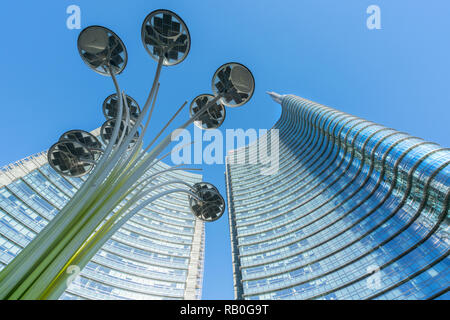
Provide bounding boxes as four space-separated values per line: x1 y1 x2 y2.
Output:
226 94 449 300
0 150 204 300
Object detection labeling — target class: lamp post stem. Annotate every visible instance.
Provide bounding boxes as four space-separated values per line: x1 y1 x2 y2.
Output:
42 187 201 300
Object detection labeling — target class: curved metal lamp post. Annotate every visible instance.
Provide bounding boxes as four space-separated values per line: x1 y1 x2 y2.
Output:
0 9 254 300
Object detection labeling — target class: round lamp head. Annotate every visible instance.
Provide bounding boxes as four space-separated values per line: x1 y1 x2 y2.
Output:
59 130 103 160
100 119 139 148
189 182 225 222
212 62 255 107
78 26 127 76
48 140 95 177
102 94 141 123
141 9 190 66
189 94 226 130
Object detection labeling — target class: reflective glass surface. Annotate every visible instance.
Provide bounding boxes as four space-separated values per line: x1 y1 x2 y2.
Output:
226 95 450 300
0 160 204 300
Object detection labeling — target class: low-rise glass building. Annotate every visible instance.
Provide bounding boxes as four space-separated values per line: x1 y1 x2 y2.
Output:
0 139 205 300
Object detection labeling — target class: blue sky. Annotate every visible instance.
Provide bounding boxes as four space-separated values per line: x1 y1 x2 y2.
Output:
0 0 449 299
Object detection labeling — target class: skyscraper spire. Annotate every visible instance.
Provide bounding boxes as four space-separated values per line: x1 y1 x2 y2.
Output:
266 91 283 104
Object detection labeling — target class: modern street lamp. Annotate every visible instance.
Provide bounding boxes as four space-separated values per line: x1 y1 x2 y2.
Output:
0 9 254 300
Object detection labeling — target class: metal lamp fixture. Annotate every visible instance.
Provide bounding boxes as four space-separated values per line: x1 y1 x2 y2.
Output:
0 9 254 300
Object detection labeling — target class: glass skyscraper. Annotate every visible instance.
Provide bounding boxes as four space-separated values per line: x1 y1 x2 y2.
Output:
0 130 205 300
226 93 449 300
